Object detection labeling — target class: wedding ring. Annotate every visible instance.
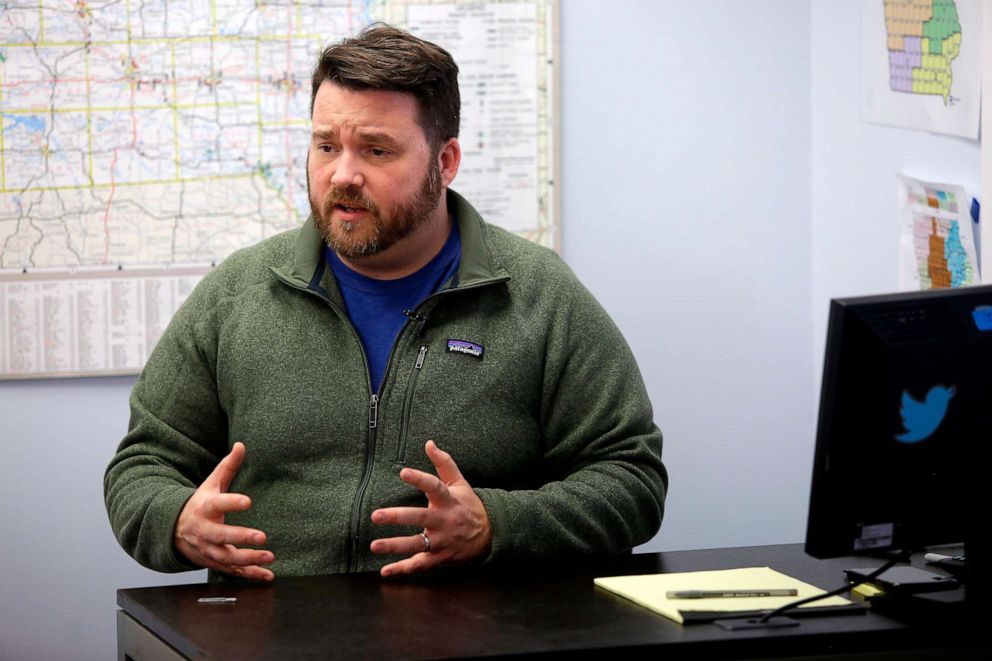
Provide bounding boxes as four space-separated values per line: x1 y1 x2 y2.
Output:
420 530 431 552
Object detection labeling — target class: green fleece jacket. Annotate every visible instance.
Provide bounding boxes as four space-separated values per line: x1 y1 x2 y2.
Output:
104 190 667 577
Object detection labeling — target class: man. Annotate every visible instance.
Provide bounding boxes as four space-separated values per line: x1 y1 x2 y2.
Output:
105 24 666 582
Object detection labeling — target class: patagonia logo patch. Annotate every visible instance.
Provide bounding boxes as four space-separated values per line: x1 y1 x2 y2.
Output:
446 339 484 359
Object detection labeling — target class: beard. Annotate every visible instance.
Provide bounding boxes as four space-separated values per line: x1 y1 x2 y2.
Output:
310 160 442 259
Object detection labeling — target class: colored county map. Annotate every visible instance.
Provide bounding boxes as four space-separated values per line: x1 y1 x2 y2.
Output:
884 0 962 104
915 215 973 288
908 186 973 289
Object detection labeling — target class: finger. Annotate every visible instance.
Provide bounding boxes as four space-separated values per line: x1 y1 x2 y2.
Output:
209 560 275 582
201 492 253 518
370 533 431 556
203 543 275 568
425 440 467 486
200 522 269 547
205 441 246 492
398 467 451 503
370 506 434 528
228 565 276 582
380 552 442 578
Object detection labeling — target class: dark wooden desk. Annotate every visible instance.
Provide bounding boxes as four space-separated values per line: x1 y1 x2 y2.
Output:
117 544 989 660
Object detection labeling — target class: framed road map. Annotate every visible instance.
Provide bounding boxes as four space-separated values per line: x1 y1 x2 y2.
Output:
0 0 558 379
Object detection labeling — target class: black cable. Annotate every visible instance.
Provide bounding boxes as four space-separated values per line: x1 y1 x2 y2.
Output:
756 549 912 623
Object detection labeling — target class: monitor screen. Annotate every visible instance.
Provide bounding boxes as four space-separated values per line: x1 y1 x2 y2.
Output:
805 285 992 559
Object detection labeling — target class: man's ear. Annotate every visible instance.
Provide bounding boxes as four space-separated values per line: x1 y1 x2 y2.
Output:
438 137 461 188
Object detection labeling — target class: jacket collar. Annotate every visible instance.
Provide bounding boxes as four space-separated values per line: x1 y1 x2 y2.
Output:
275 189 510 297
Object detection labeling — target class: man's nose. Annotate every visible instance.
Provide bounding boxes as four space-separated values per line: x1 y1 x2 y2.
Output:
330 151 364 189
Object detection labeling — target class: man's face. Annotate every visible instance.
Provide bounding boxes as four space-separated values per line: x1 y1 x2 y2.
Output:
307 80 442 258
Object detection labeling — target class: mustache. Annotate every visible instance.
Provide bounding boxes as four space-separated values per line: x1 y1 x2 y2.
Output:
322 185 377 212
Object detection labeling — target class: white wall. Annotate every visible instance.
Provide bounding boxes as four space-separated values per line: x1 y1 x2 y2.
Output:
561 0 813 553
0 375 204 659
6 1 982 659
0 377 204 658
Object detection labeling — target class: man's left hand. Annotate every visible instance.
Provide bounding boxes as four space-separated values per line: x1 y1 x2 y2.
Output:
370 440 491 577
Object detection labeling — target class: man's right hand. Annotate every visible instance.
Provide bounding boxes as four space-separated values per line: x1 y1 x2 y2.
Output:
175 441 275 581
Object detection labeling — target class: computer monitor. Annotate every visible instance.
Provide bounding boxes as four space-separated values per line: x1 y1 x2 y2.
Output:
805 285 992 576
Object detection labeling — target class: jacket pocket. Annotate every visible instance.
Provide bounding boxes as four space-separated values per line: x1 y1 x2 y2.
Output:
395 345 428 463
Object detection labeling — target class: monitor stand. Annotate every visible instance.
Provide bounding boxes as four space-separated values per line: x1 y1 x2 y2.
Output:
865 585 969 624
853 541 986 624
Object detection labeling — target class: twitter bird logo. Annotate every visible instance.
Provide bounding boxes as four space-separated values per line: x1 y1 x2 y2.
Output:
895 385 956 443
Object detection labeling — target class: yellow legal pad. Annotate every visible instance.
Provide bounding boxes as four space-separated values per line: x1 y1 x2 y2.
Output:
594 566 854 624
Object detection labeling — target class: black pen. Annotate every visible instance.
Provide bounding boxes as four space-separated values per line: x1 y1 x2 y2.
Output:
666 589 798 599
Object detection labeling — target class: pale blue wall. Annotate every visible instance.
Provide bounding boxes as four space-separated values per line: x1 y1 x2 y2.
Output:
0 376 196 660
561 0 813 554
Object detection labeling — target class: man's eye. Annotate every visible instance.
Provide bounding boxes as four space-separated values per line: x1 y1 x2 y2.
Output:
317 144 337 154
369 148 389 157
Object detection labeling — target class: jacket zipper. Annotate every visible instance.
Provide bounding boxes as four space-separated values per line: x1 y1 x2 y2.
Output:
347 309 433 566
396 346 428 463
345 312 425 570
271 274 380 573
349 393 378 569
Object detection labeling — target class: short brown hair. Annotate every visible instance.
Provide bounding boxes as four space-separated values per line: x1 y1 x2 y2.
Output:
310 24 460 151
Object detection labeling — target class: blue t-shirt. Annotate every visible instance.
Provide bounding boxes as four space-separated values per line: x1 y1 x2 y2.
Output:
326 221 461 393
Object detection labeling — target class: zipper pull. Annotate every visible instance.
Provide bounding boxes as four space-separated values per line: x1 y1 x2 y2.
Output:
368 393 379 429
403 309 430 336
415 345 427 369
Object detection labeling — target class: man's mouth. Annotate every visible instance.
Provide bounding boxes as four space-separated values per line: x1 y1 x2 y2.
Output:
334 203 367 213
